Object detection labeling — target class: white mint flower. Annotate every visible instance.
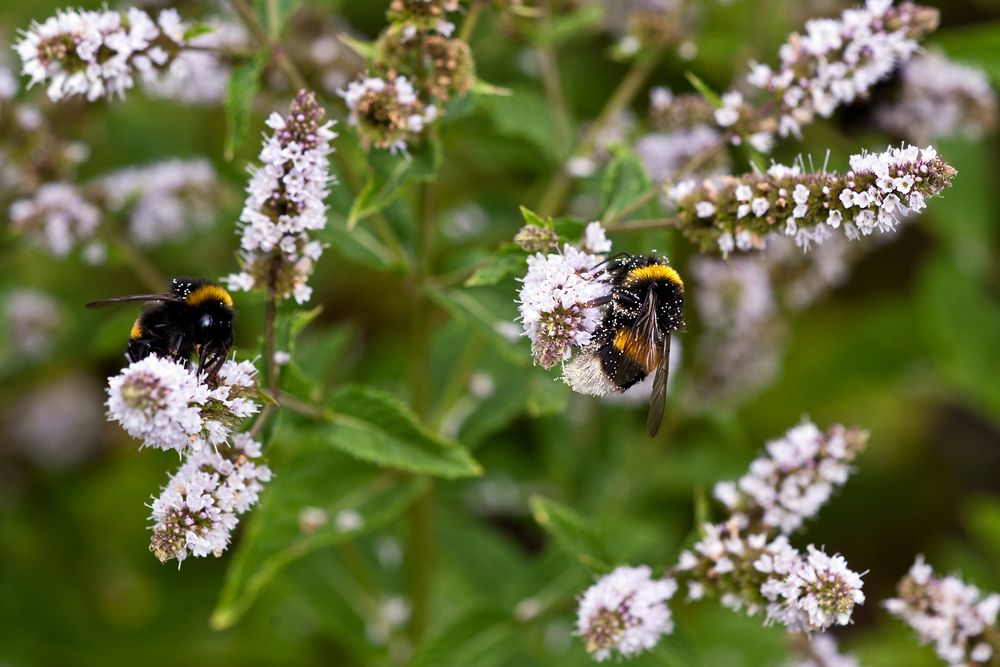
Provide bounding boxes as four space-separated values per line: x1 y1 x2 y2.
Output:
875 51 996 145
633 125 722 184
3 288 61 358
15 7 191 102
714 421 868 534
10 182 101 258
885 556 1000 666
714 91 744 127
227 90 336 303
788 633 859 667
582 221 613 254
149 433 271 564
745 0 938 139
577 565 677 661
106 355 260 454
340 74 434 154
762 545 865 633
145 20 248 105
97 158 220 247
670 144 955 253
517 244 611 369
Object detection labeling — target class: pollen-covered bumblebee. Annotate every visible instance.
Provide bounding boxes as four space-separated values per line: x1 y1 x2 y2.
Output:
87 277 234 378
564 255 684 437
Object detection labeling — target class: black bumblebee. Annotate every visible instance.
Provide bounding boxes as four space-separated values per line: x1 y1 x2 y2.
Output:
564 255 684 437
87 277 235 378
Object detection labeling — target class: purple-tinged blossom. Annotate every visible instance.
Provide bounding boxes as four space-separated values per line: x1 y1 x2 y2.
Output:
97 158 220 247
517 240 611 369
874 51 997 145
9 182 102 259
340 74 435 154
226 90 335 304
577 565 677 662
106 355 260 455
15 7 191 102
669 144 955 255
714 422 869 534
744 0 939 140
149 433 271 564
885 557 1000 665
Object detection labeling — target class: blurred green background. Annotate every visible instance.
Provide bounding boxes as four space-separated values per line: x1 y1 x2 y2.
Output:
1 0 1000 665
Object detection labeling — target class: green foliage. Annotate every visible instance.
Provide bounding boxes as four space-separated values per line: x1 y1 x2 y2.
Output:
224 50 270 160
211 428 428 629
529 495 612 573
322 385 483 478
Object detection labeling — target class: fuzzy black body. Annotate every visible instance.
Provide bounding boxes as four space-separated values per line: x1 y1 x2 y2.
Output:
89 277 234 378
567 254 684 436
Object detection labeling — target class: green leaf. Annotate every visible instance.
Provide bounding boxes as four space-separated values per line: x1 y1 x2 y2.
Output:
255 0 302 37
224 50 269 160
323 385 483 478
211 433 427 630
600 146 658 221
519 205 547 228
684 71 723 108
183 23 216 41
470 78 513 97
535 4 604 46
320 218 398 271
934 23 1000 85
528 495 612 572
463 246 527 287
347 142 442 229
409 607 520 667
427 288 527 365
338 32 375 60
479 87 562 161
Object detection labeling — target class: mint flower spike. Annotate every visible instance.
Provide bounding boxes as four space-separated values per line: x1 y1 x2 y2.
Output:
15 7 190 102
515 223 613 369
741 0 939 141
226 90 336 304
576 565 677 662
106 355 260 455
149 434 271 565
885 557 1000 666
669 144 956 256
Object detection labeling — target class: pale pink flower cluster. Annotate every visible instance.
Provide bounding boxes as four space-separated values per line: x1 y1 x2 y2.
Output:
517 225 612 369
875 51 997 145
226 90 336 303
744 0 936 139
16 7 189 102
9 182 102 260
144 20 248 105
106 355 259 454
340 74 436 154
713 422 867 534
576 565 677 661
149 433 271 564
98 158 220 247
885 557 1000 665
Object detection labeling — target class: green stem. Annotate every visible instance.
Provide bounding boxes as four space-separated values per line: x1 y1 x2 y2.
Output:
228 0 307 90
406 178 438 643
110 233 166 292
537 0 570 156
605 216 682 232
458 2 484 43
537 46 665 216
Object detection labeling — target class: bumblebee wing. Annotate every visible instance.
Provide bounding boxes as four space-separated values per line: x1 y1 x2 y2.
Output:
610 289 661 387
646 334 671 438
86 294 180 309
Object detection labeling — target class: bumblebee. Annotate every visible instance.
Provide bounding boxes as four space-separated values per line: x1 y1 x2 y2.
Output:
87 277 234 378
564 255 684 437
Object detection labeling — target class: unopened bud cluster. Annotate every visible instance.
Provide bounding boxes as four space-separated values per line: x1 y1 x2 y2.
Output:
341 0 474 153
